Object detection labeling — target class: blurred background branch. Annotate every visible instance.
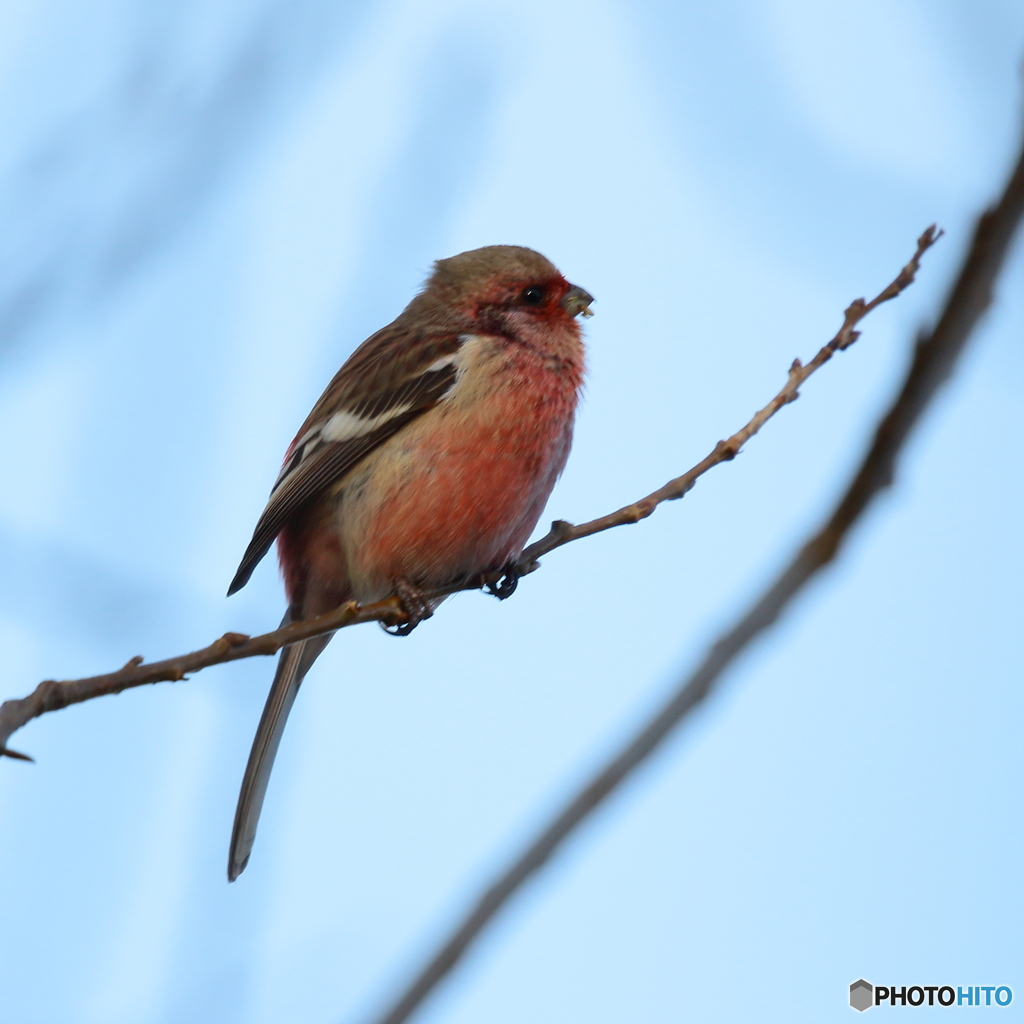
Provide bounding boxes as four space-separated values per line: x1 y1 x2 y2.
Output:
363 125 1024 1024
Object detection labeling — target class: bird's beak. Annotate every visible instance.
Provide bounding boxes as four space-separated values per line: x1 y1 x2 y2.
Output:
561 284 595 318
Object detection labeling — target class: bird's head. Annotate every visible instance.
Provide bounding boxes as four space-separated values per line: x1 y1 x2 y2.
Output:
423 245 594 341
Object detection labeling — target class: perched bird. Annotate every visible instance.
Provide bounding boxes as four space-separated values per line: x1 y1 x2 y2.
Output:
226 244 593 881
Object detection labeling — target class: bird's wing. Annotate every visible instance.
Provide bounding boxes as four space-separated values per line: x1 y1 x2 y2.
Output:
227 327 465 595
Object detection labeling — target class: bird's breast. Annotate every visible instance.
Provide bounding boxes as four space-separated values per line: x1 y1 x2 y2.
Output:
333 334 583 602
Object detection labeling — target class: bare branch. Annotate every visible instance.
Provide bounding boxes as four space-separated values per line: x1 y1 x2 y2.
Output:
360 135 1024 1024
0 604 403 761
519 225 939 567
0 228 942 762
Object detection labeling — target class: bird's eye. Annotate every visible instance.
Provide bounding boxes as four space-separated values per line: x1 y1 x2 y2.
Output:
520 286 546 306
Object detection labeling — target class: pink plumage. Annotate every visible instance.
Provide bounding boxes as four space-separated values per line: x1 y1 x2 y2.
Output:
226 245 592 880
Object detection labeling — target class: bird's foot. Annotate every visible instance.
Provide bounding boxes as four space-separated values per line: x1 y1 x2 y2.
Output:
484 562 520 601
382 577 434 637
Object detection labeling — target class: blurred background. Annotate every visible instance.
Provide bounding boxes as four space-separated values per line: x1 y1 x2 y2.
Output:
1 1 1022 1021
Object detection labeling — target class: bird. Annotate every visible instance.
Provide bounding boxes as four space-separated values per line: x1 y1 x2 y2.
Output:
225 244 593 881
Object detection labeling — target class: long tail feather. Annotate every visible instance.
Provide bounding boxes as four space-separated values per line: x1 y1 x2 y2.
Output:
228 621 333 881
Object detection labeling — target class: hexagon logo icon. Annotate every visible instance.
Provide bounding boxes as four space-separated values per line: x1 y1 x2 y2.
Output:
850 979 873 1012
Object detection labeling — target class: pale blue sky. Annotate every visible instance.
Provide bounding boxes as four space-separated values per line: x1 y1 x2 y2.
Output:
1 2 1022 1022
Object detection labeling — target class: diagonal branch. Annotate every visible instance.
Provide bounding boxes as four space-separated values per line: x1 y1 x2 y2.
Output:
518 224 938 567
0 227 939 762
360 131 1024 1024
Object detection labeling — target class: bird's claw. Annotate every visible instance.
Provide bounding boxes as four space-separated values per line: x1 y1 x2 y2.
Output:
382 577 433 637
484 563 520 600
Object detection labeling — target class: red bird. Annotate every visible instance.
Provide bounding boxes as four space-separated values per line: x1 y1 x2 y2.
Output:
226 245 592 880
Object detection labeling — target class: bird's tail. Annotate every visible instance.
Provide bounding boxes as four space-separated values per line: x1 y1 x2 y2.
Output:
227 617 334 882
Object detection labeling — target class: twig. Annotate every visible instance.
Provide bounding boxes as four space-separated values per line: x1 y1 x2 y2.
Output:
360 136 1024 1024
518 225 938 568
0 229 937 762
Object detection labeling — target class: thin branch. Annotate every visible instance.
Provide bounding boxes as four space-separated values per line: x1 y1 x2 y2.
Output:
0 230 940 762
518 224 937 567
361 136 1024 1024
